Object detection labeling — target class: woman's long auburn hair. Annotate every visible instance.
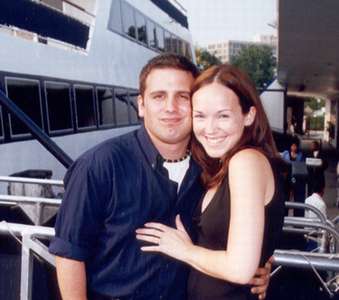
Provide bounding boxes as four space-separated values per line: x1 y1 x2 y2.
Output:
191 64 279 189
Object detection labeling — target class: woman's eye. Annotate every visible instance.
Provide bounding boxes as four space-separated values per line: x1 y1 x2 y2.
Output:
193 114 204 119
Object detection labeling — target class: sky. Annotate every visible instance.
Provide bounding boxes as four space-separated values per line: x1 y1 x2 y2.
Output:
180 0 277 47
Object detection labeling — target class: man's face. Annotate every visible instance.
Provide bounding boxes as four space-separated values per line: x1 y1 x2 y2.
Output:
138 68 194 148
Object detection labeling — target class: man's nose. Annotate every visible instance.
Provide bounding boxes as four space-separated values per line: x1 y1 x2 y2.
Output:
164 97 177 112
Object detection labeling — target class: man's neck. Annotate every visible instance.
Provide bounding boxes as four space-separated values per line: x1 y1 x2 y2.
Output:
155 140 189 160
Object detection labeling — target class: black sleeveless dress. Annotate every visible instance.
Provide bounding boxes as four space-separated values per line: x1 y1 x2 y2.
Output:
187 159 285 300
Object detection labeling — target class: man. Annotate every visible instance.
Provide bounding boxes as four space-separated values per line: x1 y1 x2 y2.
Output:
49 54 270 300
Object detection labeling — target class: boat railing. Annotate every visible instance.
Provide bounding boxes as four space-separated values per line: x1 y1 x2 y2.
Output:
0 176 63 226
272 202 339 296
0 221 55 300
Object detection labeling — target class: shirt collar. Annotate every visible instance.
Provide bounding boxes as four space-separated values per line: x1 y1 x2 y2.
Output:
137 125 161 169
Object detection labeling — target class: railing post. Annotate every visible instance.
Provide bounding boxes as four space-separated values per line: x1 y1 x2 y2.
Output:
20 234 33 300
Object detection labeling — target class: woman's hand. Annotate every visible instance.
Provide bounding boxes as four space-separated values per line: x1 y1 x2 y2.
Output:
136 215 193 262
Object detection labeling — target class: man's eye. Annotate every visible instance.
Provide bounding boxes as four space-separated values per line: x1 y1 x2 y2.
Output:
219 114 229 119
179 94 190 101
153 94 163 100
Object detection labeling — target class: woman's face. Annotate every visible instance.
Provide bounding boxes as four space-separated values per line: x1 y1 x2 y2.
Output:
192 82 255 158
291 143 298 153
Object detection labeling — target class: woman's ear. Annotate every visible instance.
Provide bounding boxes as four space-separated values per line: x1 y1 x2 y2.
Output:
244 106 256 126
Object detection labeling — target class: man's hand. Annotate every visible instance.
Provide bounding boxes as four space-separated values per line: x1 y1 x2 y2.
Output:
249 257 273 299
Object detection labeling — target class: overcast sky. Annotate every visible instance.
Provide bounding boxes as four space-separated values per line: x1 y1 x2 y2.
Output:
180 0 277 46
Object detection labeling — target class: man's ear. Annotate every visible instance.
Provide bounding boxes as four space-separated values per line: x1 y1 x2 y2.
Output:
137 95 145 118
244 106 256 126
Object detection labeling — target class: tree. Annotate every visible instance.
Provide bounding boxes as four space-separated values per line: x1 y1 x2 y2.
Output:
230 44 276 89
195 47 221 71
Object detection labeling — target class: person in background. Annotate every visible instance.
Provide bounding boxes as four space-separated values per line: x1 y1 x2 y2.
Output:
282 137 303 162
305 176 326 250
305 175 326 219
307 140 328 196
136 64 285 300
282 137 306 216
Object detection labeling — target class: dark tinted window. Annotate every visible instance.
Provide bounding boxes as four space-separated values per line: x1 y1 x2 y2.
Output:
156 26 164 51
0 1 89 48
97 87 115 126
45 81 72 132
185 42 193 60
108 0 122 32
177 39 184 55
135 11 147 44
128 91 139 124
164 30 172 52
114 88 130 125
6 78 43 135
74 85 96 129
147 20 157 48
121 1 136 39
0 107 3 138
172 35 178 54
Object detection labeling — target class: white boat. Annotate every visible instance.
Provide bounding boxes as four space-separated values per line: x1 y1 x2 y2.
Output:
0 0 194 183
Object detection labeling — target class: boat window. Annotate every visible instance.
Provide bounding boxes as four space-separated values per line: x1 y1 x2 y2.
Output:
164 30 172 53
147 20 157 49
114 88 130 126
121 1 136 39
177 39 184 56
40 0 63 10
0 107 3 139
128 91 139 125
135 11 147 45
108 0 123 33
0 1 90 49
156 26 165 51
185 42 193 60
45 81 73 132
74 85 96 129
171 34 179 54
97 87 115 126
6 78 43 136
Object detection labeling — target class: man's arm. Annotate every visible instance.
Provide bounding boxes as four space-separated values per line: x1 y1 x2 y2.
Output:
249 258 272 300
55 256 87 300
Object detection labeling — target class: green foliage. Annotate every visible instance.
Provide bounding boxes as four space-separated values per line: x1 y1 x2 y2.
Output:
305 97 325 110
309 116 324 130
195 47 221 71
230 44 276 88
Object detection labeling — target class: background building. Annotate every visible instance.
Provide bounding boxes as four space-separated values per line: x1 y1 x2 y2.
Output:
206 35 277 63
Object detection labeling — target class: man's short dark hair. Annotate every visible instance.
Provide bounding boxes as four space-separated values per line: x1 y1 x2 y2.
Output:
139 53 199 96
313 175 325 194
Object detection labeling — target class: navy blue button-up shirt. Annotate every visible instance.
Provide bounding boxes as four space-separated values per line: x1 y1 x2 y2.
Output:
49 126 203 299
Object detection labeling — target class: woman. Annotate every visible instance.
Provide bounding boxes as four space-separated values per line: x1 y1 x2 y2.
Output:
282 137 303 162
281 137 306 216
136 64 285 299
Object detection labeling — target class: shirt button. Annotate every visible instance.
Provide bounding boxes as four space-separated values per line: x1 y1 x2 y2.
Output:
159 296 163 299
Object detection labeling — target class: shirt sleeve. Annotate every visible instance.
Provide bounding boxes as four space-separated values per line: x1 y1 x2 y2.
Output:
49 154 113 261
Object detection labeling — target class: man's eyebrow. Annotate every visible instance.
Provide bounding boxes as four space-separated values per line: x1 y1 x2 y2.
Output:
149 90 166 95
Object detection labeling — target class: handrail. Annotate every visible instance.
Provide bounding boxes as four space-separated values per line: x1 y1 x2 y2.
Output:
0 90 73 168
284 218 339 242
0 176 64 186
273 249 339 272
0 195 61 206
285 201 327 224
